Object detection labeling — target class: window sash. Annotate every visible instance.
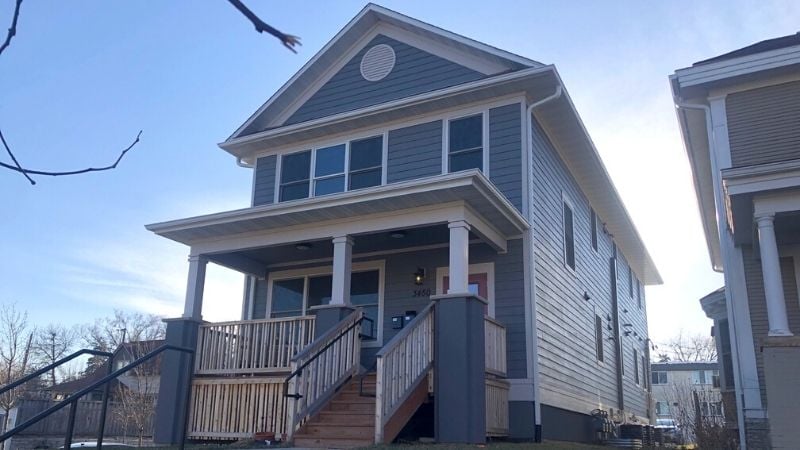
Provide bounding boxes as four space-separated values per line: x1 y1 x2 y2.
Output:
563 202 575 269
595 314 604 362
269 269 380 317
448 114 483 173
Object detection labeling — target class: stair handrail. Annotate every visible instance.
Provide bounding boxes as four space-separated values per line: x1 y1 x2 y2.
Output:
283 309 365 440
0 348 113 397
374 301 435 443
0 344 195 450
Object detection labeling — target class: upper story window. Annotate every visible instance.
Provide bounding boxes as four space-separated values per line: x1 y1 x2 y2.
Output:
634 349 640 385
279 135 384 202
595 314 604 362
448 114 483 173
590 209 598 252
636 279 642 309
563 200 575 270
652 370 668 385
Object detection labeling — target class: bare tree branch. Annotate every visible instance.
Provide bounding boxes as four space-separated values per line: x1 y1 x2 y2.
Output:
0 127 34 184
0 0 22 57
227 0 301 53
0 129 142 182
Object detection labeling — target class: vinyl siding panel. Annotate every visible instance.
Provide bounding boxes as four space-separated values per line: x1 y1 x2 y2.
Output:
285 35 485 126
530 118 649 418
250 240 527 378
741 247 800 406
387 120 443 183
727 80 800 167
489 104 523 212
253 155 277 206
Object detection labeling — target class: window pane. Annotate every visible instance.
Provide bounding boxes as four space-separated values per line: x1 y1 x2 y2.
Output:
315 144 345 177
350 136 383 171
349 168 382 190
308 275 332 309
449 149 483 173
564 203 575 269
314 175 345 196
281 151 311 183
449 115 482 151
351 270 379 306
280 182 309 202
272 278 305 317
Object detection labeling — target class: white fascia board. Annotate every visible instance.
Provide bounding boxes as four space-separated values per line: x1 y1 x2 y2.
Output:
723 159 800 196
674 44 800 90
220 67 555 157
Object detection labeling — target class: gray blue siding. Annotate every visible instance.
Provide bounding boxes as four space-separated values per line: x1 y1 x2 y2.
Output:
253 155 277 206
530 117 649 417
285 35 485 126
489 104 523 212
251 239 527 379
387 120 443 183
727 80 800 168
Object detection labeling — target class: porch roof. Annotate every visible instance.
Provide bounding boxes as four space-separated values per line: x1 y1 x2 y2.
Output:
145 170 529 254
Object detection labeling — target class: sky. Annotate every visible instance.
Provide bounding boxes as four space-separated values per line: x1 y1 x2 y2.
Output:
0 0 797 348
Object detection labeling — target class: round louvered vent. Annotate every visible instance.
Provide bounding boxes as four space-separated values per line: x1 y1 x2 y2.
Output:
360 44 396 81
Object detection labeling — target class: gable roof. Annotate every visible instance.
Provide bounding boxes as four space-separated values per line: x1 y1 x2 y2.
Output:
694 32 800 66
226 3 541 141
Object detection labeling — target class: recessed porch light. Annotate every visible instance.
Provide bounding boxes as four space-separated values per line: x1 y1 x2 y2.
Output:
389 230 406 239
295 243 312 251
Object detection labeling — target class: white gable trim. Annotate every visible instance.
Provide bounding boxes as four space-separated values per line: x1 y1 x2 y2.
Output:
227 3 537 141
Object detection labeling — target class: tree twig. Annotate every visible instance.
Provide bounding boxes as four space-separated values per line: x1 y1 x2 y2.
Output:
0 130 142 182
226 0 301 53
0 0 22 57
0 127 34 184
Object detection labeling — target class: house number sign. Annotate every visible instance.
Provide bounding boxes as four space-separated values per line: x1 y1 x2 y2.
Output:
412 288 432 297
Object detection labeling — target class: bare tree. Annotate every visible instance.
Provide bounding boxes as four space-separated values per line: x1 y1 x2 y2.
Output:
0 0 299 184
81 310 165 375
660 379 735 448
113 341 161 445
657 330 717 362
32 324 79 386
0 304 35 440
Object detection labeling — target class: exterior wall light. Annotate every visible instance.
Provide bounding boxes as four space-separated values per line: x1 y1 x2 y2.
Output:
413 267 426 285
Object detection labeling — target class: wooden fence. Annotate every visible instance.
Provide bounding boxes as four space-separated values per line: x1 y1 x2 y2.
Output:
13 398 152 437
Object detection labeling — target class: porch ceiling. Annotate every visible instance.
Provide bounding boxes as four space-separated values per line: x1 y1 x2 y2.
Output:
146 170 528 255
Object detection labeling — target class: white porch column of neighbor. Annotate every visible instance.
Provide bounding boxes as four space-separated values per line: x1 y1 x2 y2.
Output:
331 235 354 305
447 220 471 294
755 213 792 336
183 255 208 320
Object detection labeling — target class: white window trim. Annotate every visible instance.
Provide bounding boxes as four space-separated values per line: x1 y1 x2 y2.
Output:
442 110 490 176
561 192 576 273
274 133 389 203
266 260 385 347
434 262 495 318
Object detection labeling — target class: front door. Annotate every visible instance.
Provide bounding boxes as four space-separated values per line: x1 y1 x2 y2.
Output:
437 263 494 317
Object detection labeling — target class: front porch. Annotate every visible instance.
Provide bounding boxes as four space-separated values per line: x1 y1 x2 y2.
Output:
147 171 528 445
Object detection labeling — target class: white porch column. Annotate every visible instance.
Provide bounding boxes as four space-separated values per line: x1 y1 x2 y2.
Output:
755 213 792 336
448 220 471 294
183 255 208 320
330 235 354 306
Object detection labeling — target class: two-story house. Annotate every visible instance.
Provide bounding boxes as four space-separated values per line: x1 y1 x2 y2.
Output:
149 4 661 447
671 32 800 449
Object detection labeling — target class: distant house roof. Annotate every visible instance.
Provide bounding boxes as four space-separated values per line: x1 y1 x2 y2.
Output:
651 361 719 372
694 32 800 66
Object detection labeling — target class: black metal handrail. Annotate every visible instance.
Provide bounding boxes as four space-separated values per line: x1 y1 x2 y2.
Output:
0 348 113 397
282 313 368 399
0 344 194 450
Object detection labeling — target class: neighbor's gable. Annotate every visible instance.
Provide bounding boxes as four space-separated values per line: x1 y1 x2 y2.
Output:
283 34 486 126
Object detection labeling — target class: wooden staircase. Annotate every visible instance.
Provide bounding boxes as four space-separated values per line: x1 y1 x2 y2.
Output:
293 373 377 448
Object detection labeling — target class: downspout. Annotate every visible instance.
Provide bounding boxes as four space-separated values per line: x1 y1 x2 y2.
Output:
674 101 747 449
525 85 563 442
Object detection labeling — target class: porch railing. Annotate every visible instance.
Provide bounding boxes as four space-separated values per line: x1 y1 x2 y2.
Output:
284 309 364 439
484 315 507 377
375 302 435 443
195 316 315 375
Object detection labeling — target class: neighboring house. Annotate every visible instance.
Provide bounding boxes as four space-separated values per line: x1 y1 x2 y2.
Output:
671 32 800 449
149 4 661 447
650 361 724 441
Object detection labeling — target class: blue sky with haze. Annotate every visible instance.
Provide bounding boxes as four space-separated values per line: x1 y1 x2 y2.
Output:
1 1 797 345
